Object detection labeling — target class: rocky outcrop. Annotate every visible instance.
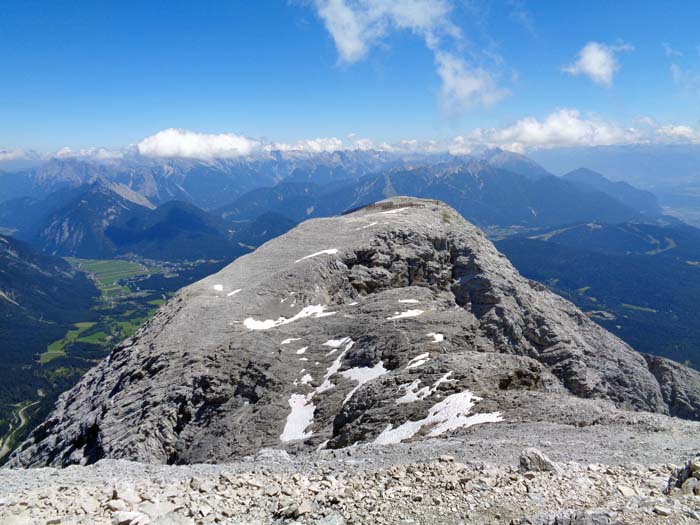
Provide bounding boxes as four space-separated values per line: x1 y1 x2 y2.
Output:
9 197 700 467
644 354 700 420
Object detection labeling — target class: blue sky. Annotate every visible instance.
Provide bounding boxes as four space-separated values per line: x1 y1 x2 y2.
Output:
1 0 699 154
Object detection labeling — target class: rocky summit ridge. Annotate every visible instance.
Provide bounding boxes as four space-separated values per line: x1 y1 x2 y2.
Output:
9 197 700 468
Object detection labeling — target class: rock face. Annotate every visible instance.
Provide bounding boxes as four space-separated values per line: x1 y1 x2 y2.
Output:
10 197 700 467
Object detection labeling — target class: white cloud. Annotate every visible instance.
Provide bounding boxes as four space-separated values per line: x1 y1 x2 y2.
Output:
464 109 639 152
662 42 683 58
563 42 632 87
136 128 262 159
271 137 345 153
134 129 379 158
670 63 700 96
309 0 507 113
435 51 509 113
53 147 123 160
313 0 457 63
656 124 700 143
0 148 30 162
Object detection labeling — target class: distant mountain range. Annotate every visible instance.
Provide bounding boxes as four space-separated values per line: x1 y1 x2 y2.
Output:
1 149 667 260
0 181 249 260
530 144 700 227
216 157 663 234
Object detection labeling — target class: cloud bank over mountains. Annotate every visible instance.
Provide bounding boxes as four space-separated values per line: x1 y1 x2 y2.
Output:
3 111 700 163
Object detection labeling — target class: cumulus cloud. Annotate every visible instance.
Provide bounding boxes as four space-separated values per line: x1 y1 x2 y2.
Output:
656 124 700 143
137 129 263 159
134 129 381 159
435 51 509 112
563 42 632 87
312 0 457 63
53 147 124 160
271 137 344 153
0 148 30 162
309 0 507 113
463 109 639 152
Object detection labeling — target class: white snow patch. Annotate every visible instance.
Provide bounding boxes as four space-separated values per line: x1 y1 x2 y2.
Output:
387 309 424 320
244 305 335 330
213 284 224 292
396 380 426 404
280 394 315 442
281 338 354 442
227 289 242 297
295 249 339 264
317 339 354 394
399 299 420 304
427 332 444 343
374 391 502 445
340 362 389 404
295 347 308 355
300 373 313 385
323 336 352 355
348 301 359 306
406 353 430 369
355 221 378 230
396 372 454 404
281 338 301 345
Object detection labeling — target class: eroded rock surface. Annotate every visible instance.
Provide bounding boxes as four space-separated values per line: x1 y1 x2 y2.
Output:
9 197 700 467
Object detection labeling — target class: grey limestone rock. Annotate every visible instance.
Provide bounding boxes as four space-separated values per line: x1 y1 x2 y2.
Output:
8 197 700 467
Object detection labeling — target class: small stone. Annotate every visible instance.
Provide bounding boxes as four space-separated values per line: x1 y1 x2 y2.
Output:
189 477 203 491
112 510 149 525
107 499 128 512
317 513 346 525
617 485 636 498
653 506 673 516
519 448 563 474
81 496 101 513
115 487 141 505
296 500 313 517
690 458 700 473
682 477 699 495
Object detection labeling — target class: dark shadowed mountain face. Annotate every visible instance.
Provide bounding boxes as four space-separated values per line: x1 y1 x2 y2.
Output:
105 201 249 261
217 161 647 231
10 198 700 468
0 182 249 261
217 182 323 223
563 168 661 217
30 183 151 258
531 144 700 227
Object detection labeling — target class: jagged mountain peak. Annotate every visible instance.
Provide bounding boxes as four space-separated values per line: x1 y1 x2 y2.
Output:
10 197 700 467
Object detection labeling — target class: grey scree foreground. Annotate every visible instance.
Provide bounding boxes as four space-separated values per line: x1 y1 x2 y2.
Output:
3 197 700 523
